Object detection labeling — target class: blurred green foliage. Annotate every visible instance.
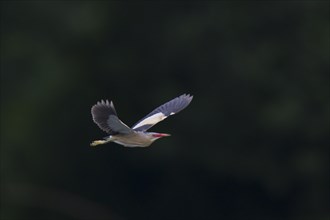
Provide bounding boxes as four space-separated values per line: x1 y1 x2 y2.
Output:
1 1 329 220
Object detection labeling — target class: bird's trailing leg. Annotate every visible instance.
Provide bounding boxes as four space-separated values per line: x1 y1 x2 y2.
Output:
90 136 113 147
90 139 108 147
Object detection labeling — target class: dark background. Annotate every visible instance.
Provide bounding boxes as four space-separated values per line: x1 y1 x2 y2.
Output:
1 2 329 220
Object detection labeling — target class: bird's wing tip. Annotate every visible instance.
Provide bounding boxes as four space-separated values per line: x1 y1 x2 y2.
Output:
182 93 193 98
181 93 193 102
95 99 112 106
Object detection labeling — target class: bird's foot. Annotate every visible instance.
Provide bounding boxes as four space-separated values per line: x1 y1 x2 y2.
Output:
90 140 107 147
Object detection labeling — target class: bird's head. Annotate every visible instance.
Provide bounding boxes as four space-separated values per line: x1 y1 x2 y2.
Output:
147 132 171 142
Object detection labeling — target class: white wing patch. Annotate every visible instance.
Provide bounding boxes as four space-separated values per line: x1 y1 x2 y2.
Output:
132 112 167 129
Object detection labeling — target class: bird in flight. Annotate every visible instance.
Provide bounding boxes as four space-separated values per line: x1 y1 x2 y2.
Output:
90 94 193 147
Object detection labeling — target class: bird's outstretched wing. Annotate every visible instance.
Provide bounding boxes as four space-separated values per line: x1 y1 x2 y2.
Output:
91 100 133 135
132 94 193 131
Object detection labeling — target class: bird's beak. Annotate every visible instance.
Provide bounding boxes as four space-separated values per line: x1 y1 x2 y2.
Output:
153 133 171 138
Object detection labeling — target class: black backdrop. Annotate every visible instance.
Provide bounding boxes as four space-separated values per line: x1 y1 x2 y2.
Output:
1 2 329 220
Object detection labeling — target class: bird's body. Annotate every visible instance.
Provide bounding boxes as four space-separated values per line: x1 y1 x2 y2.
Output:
91 132 169 147
90 94 193 147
